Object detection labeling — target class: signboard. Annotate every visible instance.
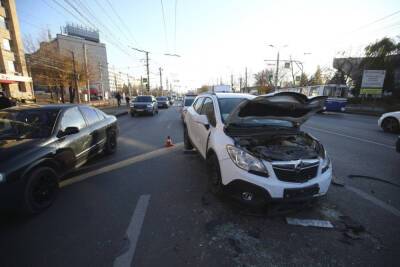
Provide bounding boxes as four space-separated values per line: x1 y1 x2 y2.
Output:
0 73 32 83
360 70 386 95
142 78 148 83
284 62 291 69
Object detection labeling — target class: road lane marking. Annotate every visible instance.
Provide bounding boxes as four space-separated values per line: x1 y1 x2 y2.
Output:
346 185 400 218
60 143 183 188
303 125 395 149
114 194 151 267
118 136 157 151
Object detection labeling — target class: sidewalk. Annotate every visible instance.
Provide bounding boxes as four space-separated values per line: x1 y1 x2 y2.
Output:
99 105 129 117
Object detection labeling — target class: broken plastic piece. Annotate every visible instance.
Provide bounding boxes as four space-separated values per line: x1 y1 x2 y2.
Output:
286 218 334 228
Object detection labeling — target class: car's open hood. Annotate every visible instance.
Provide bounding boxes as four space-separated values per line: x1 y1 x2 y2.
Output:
225 92 326 126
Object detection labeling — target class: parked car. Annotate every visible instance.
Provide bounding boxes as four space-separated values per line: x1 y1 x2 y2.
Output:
130 95 158 116
183 92 332 205
378 111 400 133
167 96 174 106
156 96 170 108
396 136 400 153
181 94 197 121
0 104 118 214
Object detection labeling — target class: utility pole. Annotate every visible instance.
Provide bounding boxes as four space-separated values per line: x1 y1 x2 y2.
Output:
274 51 280 90
145 51 150 91
290 55 295 86
245 67 248 92
239 77 243 92
127 73 131 96
140 75 143 95
159 67 163 94
230 74 233 90
83 43 90 102
71 51 80 103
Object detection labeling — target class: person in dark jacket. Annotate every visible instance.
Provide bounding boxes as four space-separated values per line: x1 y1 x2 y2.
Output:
125 95 130 107
0 92 14 110
116 92 122 106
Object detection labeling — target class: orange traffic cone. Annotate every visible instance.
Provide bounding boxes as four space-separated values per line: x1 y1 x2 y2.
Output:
165 136 174 147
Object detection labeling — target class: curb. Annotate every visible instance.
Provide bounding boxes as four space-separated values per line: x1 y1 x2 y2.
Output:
343 110 382 117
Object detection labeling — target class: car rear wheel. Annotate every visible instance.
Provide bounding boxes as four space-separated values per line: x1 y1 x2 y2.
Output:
105 129 117 155
22 167 59 214
207 154 224 196
184 126 193 150
382 117 400 133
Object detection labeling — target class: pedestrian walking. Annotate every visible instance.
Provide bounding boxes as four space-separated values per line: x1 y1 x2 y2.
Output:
0 92 14 110
125 95 130 107
116 92 122 106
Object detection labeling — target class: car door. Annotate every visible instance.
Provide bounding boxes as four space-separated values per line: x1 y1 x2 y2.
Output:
56 107 92 168
79 106 105 156
197 97 217 158
186 97 205 150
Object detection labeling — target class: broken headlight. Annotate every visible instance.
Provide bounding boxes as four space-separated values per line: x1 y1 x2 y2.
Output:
226 145 269 177
321 151 331 173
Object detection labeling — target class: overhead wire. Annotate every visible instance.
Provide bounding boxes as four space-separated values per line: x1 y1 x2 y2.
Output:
160 0 169 51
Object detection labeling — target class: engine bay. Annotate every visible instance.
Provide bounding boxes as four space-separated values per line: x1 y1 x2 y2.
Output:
236 132 322 161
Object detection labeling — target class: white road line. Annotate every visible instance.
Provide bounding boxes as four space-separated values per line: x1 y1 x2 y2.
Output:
114 194 151 267
303 125 395 149
60 143 183 188
346 185 400 217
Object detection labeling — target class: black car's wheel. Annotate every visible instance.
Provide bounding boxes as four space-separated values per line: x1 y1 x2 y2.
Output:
105 129 117 155
130 112 135 117
22 167 59 214
382 117 400 133
207 154 224 196
184 126 193 150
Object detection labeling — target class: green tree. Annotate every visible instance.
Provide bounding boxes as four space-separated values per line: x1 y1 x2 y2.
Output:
299 73 309 86
197 85 209 94
310 66 323 85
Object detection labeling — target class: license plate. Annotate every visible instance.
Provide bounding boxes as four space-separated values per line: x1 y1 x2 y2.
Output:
136 109 144 112
284 184 320 199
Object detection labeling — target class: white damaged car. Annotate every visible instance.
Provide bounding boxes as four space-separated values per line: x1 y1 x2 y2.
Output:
184 92 332 205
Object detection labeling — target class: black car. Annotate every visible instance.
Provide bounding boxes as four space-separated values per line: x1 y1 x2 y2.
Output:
396 136 400 153
0 104 118 214
130 95 158 116
156 96 169 108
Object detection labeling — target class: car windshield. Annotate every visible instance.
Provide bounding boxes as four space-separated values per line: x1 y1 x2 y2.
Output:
156 97 167 101
135 96 152 102
218 98 247 122
0 109 60 140
184 98 195 106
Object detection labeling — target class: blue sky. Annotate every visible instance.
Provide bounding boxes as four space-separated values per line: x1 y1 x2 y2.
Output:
16 0 400 91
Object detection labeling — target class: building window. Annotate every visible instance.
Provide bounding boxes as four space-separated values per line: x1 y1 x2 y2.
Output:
6 60 15 72
18 82 26 92
2 38 10 51
0 16 6 29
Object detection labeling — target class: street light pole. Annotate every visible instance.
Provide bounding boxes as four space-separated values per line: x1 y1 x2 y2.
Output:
70 50 80 103
267 44 288 90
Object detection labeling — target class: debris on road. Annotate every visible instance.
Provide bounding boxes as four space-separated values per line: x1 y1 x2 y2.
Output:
331 175 345 187
165 136 174 147
286 218 334 228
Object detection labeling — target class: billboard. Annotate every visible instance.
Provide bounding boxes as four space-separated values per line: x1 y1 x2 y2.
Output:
360 70 386 95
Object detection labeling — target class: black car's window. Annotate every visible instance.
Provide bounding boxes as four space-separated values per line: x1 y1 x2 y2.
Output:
200 97 216 127
156 97 167 101
80 107 101 125
193 97 204 113
135 96 152 102
60 107 86 130
0 109 60 139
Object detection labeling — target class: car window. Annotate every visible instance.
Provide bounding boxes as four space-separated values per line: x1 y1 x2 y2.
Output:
193 97 204 113
60 107 86 130
218 98 247 122
80 107 101 125
184 97 195 107
95 109 107 119
200 97 216 126
135 96 152 102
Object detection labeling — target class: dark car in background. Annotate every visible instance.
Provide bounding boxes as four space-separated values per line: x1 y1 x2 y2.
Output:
0 104 118 214
156 96 169 109
130 95 158 116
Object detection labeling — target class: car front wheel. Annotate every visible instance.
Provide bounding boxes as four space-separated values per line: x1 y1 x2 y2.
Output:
105 129 117 155
207 154 224 196
22 166 59 214
184 126 193 150
382 117 400 133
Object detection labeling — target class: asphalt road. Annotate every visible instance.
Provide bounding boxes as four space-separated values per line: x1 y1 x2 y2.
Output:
0 107 399 267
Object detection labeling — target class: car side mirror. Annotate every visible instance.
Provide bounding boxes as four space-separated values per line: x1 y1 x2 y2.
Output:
194 114 209 128
58 126 79 138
